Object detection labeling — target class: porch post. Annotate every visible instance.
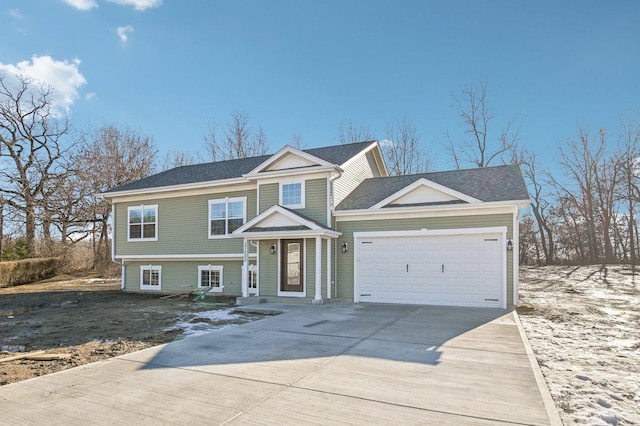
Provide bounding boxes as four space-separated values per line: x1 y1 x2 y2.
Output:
314 236 322 303
326 238 332 299
241 239 249 297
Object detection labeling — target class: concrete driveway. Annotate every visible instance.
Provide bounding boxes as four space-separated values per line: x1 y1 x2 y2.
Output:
0 303 560 425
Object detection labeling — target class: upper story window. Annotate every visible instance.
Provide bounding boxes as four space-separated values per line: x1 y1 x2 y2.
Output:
128 205 158 241
209 197 246 237
280 181 305 209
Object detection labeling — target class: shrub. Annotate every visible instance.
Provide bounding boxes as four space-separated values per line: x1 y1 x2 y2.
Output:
0 257 59 288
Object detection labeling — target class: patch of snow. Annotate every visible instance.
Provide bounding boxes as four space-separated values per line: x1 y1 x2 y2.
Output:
171 308 241 338
518 265 640 425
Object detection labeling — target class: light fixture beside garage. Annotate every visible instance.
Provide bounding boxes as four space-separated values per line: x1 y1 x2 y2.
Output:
507 239 513 251
341 242 348 253
270 244 277 254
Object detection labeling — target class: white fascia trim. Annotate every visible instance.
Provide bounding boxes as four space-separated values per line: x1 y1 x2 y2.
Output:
100 178 250 201
334 199 532 220
340 141 389 177
246 145 334 176
116 253 257 261
370 178 481 209
235 230 341 240
338 141 378 169
243 165 341 182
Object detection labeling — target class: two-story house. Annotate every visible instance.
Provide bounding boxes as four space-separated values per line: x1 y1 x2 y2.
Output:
100 140 530 309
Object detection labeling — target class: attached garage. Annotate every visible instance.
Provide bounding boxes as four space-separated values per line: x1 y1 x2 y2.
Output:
354 228 507 308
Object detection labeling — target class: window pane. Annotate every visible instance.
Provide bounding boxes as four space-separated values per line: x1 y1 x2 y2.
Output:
130 224 142 239
143 208 156 223
228 218 243 233
129 209 141 224
142 269 150 285
201 270 210 287
151 270 159 286
282 183 301 206
143 224 156 238
211 219 225 235
211 270 220 287
228 201 244 218
210 203 226 219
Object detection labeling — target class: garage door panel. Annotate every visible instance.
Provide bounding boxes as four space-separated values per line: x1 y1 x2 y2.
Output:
357 232 505 308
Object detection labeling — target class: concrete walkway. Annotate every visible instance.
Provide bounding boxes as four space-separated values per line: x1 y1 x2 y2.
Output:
0 303 561 425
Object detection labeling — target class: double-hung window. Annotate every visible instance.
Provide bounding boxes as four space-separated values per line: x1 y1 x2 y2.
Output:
140 265 161 290
209 197 246 237
198 265 223 292
128 205 158 241
280 181 304 208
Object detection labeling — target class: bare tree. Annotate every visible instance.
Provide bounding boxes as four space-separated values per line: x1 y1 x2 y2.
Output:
76 124 157 266
336 119 375 145
383 116 431 176
161 149 196 171
290 132 305 149
616 117 640 267
521 151 556 264
0 73 71 254
445 78 521 168
202 111 270 161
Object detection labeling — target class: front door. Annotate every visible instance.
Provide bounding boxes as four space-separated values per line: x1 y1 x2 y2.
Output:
281 239 303 292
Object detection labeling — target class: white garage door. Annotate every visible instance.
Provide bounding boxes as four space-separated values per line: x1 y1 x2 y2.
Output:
356 232 505 308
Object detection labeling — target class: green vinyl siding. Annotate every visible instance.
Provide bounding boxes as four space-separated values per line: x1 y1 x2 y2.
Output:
114 188 257 256
259 179 328 225
258 240 278 296
298 179 328 225
123 260 243 293
335 213 514 304
259 183 278 214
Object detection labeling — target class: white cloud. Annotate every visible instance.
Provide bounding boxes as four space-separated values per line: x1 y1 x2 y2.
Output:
0 55 87 114
117 25 134 43
105 0 162 11
63 0 99 10
8 8 23 19
85 92 96 100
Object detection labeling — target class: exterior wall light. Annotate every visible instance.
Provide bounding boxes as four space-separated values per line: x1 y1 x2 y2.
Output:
270 243 277 254
506 239 513 251
342 242 348 253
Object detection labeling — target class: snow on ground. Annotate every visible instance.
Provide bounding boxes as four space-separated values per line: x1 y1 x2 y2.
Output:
518 265 640 425
171 308 242 338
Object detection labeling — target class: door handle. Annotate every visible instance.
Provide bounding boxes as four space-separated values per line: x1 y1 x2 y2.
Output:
406 264 409 273
442 264 444 273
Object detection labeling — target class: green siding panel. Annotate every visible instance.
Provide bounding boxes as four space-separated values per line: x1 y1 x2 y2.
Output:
335 213 515 305
123 260 244 294
259 183 278 214
258 240 278 296
297 179 328 226
115 189 257 257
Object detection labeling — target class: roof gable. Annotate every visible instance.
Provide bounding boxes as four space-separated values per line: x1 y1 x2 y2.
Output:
246 146 334 175
371 178 480 209
336 165 530 211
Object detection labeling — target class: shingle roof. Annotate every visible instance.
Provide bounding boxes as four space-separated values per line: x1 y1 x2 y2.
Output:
104 141 375 194
336 165 530 210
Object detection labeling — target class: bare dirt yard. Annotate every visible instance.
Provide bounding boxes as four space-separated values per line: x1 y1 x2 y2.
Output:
0 276 268 385
518 265 640 425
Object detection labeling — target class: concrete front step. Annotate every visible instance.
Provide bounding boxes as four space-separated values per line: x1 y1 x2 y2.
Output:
236 296 324 306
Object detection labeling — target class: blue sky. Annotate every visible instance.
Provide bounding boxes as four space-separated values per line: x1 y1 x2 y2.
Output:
2 0 639 170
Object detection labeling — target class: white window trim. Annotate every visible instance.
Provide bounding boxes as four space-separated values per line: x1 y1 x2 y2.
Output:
279 180 305 209
197 265 224 292
208 196 247 239
140 265 162 291
127 204 158 242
